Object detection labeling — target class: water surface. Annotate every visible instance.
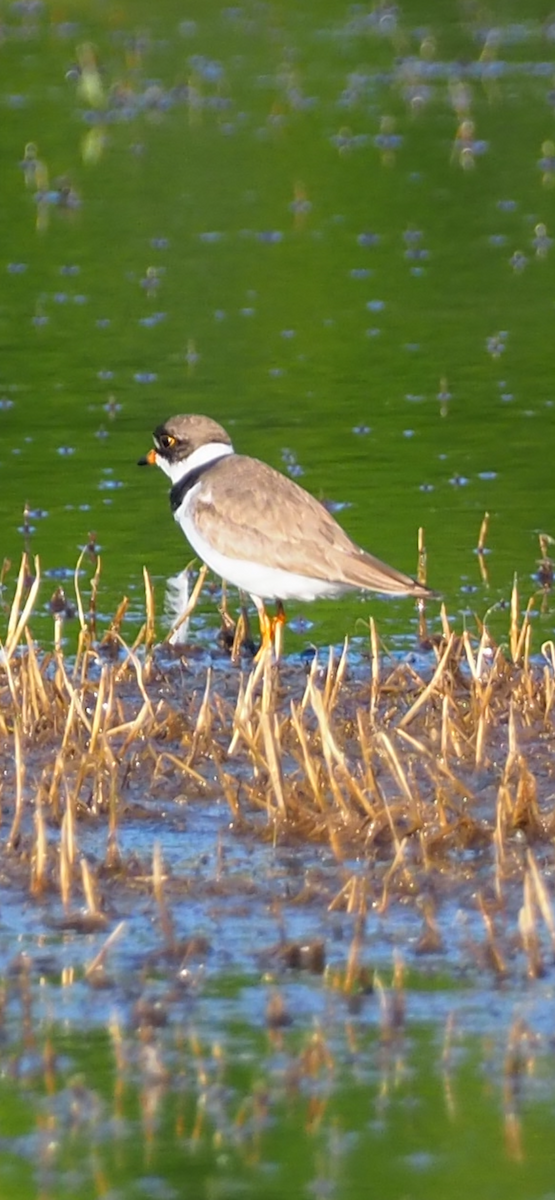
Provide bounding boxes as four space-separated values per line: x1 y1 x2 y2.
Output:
2 2 555 1196
2 0 555 652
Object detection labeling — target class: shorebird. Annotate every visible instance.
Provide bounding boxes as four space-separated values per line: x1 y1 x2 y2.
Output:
139 414 432 655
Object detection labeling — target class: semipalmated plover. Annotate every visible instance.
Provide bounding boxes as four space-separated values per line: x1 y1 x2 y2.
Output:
139 414 432 654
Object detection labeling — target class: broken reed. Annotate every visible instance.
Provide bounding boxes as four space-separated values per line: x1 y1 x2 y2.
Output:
2 552 555 979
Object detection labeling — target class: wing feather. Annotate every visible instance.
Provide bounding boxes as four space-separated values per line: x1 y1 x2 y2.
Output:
193 456 426 596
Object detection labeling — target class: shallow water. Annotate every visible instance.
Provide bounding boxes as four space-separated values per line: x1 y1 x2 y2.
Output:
1 793 555 1200
2 0 555 654
3 1 555 1195
0 779 555 1200
0 628 554 1197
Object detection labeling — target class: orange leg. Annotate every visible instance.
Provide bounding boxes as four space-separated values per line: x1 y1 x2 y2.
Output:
253 599 286 661
271 600 287 661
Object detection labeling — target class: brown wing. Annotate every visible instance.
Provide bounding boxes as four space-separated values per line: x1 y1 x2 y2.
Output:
194 455 428 596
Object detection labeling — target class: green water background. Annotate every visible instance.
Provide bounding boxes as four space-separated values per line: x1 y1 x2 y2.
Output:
2 0 555 650
2 1 555 1195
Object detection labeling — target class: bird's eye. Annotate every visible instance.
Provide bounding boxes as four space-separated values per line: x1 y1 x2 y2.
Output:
158 433 176 451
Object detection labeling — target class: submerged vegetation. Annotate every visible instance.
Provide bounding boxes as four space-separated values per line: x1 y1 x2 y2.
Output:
2 548 555 982
2 548 555 1190
5 0 555 1190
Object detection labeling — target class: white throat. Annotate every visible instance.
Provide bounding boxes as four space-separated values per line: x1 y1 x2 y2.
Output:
156 439 234 485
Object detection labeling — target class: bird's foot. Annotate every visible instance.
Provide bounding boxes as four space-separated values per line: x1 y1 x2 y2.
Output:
271 601 287 662
254 602 286 662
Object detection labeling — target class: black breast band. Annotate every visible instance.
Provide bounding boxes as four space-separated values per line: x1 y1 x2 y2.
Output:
170 460 215 512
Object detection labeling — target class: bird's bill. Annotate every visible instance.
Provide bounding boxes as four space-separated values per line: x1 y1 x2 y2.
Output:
137 448 157 466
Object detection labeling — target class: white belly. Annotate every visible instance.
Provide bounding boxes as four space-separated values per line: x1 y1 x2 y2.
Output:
174 490 348 603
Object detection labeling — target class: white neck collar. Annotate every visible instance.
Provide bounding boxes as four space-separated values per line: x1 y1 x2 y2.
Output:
156 439 234 485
